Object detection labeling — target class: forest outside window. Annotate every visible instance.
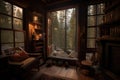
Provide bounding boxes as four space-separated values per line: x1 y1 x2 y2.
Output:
47 8 78 59
87 3 105 50
0 0 24 53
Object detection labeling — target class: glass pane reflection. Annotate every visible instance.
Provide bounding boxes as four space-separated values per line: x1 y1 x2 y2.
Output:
87 28 96 38
87 39 95 48
15 31 24 42
13 18 23 30
1 44 13 51
97 15 104 25
0 1 12 15
15 43 24 48
1 30 13 43
88 5 96 15
87 16 96 26
0 14 12 28
97 3 105 14
13 5 23 18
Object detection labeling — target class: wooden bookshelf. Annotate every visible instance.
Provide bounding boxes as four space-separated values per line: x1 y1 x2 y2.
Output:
97 0 120 79
99 0 120 38
31 12 44 53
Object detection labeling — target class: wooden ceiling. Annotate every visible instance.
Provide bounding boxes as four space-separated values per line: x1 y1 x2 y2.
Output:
5 0 90 8
6 0 76 7
6 0 104 8
41 0 72 5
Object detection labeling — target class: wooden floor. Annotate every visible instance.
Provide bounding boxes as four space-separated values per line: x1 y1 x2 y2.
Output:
30 65 94 80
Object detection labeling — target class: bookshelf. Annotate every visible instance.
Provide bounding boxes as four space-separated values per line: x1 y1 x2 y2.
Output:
28 11 45 53
98 0 120 39
32 12 44 53
32 39 44 53
97 0 120 80
28 11 45 65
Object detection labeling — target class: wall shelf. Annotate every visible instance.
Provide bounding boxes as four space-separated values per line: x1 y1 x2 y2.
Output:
97 0 120 79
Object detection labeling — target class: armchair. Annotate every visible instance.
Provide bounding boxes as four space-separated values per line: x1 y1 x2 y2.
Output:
2 47 40 79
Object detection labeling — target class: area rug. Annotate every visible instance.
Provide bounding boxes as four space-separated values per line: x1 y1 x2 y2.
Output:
38 73 75 80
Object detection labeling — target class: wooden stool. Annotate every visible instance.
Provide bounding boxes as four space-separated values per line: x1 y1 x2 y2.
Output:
80 60 95 77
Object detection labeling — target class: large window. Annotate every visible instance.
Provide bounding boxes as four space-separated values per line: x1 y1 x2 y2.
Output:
0 0 24 52
87 3 105 50
47 8 78 58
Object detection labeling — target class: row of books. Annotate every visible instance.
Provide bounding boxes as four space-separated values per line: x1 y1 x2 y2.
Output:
104 6 120 24
100 27 109 36
110 26 120 37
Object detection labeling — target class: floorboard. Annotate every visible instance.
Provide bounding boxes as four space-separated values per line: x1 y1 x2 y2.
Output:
30 65 94 80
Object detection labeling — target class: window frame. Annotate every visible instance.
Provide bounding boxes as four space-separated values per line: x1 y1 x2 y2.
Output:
0 0 24 54
47 7 78 55
87 3 105 52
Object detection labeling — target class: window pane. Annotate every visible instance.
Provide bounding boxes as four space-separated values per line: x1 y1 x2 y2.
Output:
88 5 96 15
87 39 96 48
48 8 77 58
15 43 24 48
97 15 104 25
66 8 76 49
13 5 23 19
1 30 13 43
97 3 105 14
51 10 66 50
0 1 12 15
1 43 13 51
87 16 96 26
13 18 23 30
0 14 12 28
87 28 96 38
15 31 24 42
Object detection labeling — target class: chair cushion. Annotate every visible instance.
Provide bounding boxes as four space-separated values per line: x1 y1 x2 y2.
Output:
10 52 29 62
8 57 36 68
9 47 29 62
21 57 36 68
10 53 23 62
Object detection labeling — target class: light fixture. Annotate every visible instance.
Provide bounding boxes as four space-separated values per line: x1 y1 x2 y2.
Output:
33 15 38 23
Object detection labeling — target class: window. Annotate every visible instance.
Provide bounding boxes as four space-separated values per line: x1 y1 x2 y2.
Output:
87 3 105 50
0 0 24 52
47 8 78 58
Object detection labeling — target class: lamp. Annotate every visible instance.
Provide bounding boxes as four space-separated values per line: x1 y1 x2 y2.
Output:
33 15 38 23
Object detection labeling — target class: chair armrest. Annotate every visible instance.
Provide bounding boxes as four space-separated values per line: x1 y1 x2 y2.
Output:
8 61 23 66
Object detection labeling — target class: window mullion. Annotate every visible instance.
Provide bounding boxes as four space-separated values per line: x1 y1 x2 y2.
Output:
12 5 15 48
65 10 67 51
95 4 97 49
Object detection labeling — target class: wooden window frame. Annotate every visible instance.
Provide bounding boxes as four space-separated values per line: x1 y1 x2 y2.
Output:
0 0 24 54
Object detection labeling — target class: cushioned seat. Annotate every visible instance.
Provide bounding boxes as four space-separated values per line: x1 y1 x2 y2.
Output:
2 47 40 79
8 57 36 69
80 60 95 77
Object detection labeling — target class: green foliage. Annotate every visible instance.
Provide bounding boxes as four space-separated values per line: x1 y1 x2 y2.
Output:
48 8 77 51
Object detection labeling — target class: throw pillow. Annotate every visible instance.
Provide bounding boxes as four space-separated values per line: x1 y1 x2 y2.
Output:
19 52 29 60
10 53 24 62
9 47 29 62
